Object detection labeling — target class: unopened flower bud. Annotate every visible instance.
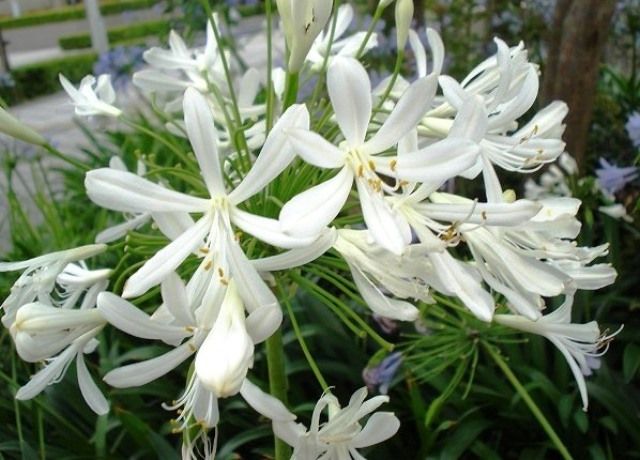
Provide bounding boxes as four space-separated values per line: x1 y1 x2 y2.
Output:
0 106 46 146
276 0 333 73
195 280 254 397
395 0 414 50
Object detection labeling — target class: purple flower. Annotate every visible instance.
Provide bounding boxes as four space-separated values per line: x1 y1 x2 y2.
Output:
362 352 403 395
595 157 638 195
626 111 640 148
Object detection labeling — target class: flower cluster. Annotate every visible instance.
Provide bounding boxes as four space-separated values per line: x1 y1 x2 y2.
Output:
0 1 621 458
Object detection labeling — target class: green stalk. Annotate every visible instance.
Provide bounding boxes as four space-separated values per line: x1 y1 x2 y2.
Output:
374 50 405 112
482 342 573 460
265 329 291 460
277 278 329 391
43 144 87 171
282 72 299 110
356 4 384 58
265 0 275 132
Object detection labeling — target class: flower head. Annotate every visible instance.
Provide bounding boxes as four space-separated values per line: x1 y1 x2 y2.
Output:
495 294 622 410
59 74 122 117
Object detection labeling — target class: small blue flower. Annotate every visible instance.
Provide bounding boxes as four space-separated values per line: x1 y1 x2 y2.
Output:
362 352 403 395
595 157 638 195
625 111 640 149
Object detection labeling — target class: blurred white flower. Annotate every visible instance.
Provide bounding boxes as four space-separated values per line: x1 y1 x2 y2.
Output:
59 74 122 117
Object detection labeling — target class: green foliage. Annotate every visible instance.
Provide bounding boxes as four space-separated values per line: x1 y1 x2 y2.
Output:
0 53 97 106
58 19 172 50
0 0 161 29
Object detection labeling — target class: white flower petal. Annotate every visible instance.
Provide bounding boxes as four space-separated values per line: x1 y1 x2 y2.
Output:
103 342 195 388
240 379 296 422
76 354 109 415
357 180 407 256
449 95 488 142
245 304 283 344
231 208 315 249
230 104 310 204
151 211 196 241
364 74 438 154
15 345 79 400
397 138 480 187
287 128 346 168
350 264 419 321
352 412 400 448
328 57 372 147
226 237 279 314
280 166 353 237
161 272 196 326
430 252 494 321
97 292 190 341
252 228 337 272
123 215 212 298
86 168 209 213
183 88 224 196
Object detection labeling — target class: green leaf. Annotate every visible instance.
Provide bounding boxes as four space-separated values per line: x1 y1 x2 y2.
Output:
623 343 640 383
573 410 588 433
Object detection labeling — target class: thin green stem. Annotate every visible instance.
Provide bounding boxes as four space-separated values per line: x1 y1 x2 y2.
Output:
374 50 404 112
43 144 87 171
277 278 329 391
282 72 299 110
482 341 573 460
265 0 275 132
356 5 384 58
265 329 291 460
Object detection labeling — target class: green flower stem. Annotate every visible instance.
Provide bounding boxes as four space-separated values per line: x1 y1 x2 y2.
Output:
482 341 573 460
277 277 329 392
308 0 341 110
282 71 299 110
290 271 394 351
265 0 275 132
356 4 384 58
374 50 404 112
43 144 88 171
265 328 291 460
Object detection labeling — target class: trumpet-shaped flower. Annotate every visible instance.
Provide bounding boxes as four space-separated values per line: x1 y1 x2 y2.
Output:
86 87 312 307
59 74 122 117
284 57 467 255
195 280 254 397
495 294 622 410
0 244 107 328
306 4 378 71
4 259 111 415
242 382 400 459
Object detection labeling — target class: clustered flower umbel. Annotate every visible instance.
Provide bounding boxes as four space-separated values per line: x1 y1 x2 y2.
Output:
0 1 620 458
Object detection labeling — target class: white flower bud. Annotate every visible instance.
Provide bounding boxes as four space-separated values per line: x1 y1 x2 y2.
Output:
0 106 46 146
276 0 333 73
395 0 414 50
195 280 254 398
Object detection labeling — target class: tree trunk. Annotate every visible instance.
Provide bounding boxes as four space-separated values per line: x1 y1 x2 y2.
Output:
541 0 617 172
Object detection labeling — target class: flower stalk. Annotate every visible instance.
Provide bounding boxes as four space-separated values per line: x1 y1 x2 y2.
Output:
482 341 573 460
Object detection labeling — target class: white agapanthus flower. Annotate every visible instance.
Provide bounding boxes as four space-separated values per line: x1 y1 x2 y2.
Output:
0 254 111 414
495 294 622 410
242 381 400 459
283 56 463 255
59 74 122 117
306 4 378 71
0 245 107 327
